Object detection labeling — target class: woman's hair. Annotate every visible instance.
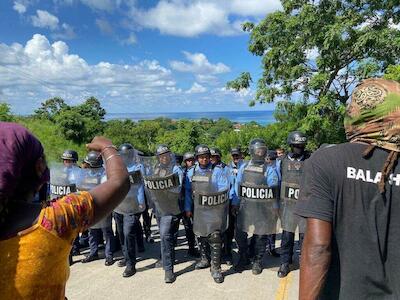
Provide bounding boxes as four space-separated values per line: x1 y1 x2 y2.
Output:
0 122 49 225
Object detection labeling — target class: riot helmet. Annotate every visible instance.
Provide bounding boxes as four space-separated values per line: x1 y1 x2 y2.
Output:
61 149 78 162
119 143 135 166
156 144 173 166
287 131 307 146
210 147 221 157
83 151 103 168
195 144 211 157
156 144 171 156
249 138 267 164
183 152 195 162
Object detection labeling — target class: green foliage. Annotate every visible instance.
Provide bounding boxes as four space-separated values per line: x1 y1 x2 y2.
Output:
227 0 400 148
34 97 68 121
0 103 14 122
384 65 400 82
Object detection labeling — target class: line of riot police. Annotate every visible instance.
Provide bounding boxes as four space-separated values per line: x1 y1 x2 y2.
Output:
45 130 309 284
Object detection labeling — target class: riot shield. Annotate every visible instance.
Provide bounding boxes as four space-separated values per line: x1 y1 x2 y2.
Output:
140 154 182 217
280 158 304 233
192 168 229 237
76 167 111 229
49 163 80 200
237 163 279 235
114 149 145 215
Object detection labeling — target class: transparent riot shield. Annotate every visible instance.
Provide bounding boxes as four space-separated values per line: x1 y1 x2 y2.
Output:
140 154 182 217
76 167 111 229
49 163 80 200
192 168 229 237
114 148 145 215
237 164 279 235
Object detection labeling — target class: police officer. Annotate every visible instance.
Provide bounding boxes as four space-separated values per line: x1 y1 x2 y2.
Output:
79 151 114 266
185 145 230 284
113 143 145 277
61 149 79 167
233 139 279 275
265 150 281 257
278 131 309 278
142 145 183 283
224 147 244 265
180 152 199 257
210 147 227 169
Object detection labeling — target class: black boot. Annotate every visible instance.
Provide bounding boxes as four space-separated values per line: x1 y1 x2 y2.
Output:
123 265 136 277
209 233 224 284
252 235 266 275
234 252 250 272
164 270 176 284
277 263 290 278
195 238 210 269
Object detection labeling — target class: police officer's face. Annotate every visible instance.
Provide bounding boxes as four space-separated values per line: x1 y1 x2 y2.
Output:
254 148 266 157
197 154 210 167
276 150 284 157
210 155 220 164
292 145 305 156
159 153 171 165
185 158 195 168
63 159 75 167
232 154 240 163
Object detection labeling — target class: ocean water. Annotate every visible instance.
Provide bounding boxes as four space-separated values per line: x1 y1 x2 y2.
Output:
105 110 275 125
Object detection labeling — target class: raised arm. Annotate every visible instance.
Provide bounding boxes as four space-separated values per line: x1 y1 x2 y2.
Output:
87 137 130 224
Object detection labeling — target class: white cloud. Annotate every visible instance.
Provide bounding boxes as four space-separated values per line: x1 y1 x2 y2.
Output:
305 47 319 60
121 33 137 45
52 23 77 39
186 82 207 94
31 10 59 30
130 0 281 37
96 18 114 35
0 35 256 114
81 0 116 11
170 51 230 75
13 1 27 14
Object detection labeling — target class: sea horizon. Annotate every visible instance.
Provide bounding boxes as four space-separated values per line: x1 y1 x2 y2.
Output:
105 110 275 125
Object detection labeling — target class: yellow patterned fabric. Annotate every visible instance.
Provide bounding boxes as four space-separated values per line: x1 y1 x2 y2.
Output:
0 192 94 300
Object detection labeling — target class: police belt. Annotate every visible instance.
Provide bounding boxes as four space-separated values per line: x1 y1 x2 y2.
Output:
129 170 142 185
144 173 179 190
50 184 77 196
197 190 229 207
239 184 276 200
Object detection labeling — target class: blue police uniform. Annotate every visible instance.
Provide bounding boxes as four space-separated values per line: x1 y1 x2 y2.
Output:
113 163 145 271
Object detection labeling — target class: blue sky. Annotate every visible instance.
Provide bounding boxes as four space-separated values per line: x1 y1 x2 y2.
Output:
0 0 282 114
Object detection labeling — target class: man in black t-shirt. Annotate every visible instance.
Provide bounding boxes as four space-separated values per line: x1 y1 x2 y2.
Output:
296 78 400 299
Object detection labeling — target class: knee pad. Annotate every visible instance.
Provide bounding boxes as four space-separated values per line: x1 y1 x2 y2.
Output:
208 231 222 244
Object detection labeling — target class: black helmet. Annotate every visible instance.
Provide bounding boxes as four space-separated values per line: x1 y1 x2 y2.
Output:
210 147 221 157
195 144 211 157
61 149 78 161
287 131 307 146
156 144 171 156
266 150 277 161
84 151 103 168
183 152 195 161
175 154 183 165
119 143 134 153
230 147 241 156
249 138 267 162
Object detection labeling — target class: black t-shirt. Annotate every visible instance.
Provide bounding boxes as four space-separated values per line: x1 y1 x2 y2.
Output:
296 142 400 299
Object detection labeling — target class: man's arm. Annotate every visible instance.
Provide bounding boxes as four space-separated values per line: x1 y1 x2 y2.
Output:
300 218 332 300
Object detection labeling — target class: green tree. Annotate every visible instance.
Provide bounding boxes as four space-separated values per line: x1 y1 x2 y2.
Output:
384 65 400 82
34 97 68 121
54 109 86 143
0 103 14 122
227 0 400 148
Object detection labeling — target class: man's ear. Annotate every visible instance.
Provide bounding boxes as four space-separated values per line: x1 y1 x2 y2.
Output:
35 156 47 178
